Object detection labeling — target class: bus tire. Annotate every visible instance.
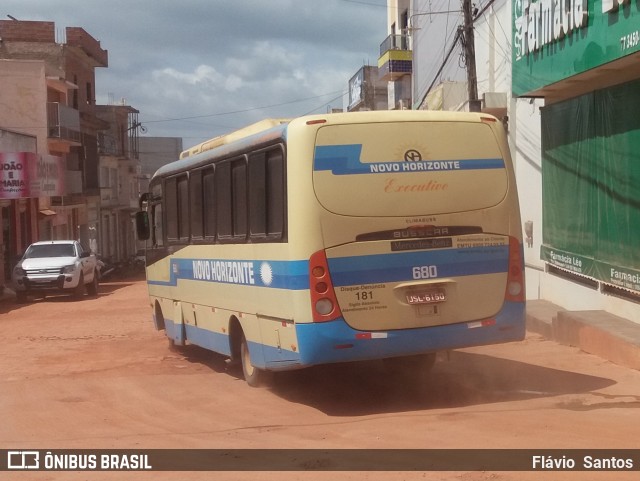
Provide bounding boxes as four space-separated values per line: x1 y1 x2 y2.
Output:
167 336 181 352
240 335 265 387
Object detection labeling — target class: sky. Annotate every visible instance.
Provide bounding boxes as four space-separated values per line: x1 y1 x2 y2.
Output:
4 0 388 148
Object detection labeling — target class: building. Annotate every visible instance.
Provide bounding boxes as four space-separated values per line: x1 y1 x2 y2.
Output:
512 0 640 319
378 0 413 110
138 136 183 194
96 104 142 262
382 0 640 322
346 65 388 112
0 20 108 273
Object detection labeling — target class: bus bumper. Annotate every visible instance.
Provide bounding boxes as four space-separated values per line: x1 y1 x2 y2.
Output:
293 301 526 367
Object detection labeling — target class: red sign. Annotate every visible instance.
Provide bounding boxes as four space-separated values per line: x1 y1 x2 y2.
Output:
0 152 65 199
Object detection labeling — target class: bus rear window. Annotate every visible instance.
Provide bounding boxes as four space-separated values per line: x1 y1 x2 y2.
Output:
312 121 509 216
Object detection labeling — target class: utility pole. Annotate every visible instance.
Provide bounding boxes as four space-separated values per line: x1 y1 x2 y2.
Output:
462 0 480 112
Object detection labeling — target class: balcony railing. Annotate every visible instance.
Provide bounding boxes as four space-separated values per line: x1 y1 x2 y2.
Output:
47 103 81 144
379 34 410 56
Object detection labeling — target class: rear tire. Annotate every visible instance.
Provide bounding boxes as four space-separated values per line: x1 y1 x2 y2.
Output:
240 335 266 387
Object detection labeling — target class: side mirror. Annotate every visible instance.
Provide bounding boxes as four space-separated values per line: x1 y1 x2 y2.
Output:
135 211 150 241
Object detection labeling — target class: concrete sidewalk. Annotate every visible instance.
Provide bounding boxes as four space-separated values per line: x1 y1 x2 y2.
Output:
526 299 640 371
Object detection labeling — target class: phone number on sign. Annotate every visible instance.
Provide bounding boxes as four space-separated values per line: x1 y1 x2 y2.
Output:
621 30 639 51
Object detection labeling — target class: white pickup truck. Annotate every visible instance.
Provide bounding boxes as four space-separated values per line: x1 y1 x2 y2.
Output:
12 240 99 303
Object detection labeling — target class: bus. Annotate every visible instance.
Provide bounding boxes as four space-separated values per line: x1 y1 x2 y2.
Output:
135 110 525 386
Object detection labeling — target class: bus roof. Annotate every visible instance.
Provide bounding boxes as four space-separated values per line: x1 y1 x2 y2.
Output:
152 119 290 181
180 118 291 159
151 110 501 182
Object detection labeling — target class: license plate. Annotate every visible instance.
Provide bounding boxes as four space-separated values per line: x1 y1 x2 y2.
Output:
406 289 446 305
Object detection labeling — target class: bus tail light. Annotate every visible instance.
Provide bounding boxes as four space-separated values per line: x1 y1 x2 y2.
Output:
505 236 525 302
309 250 342 322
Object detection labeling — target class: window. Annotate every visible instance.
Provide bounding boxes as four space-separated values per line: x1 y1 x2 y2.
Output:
249 153 267 237
160 143 285 245
190 170 204 239
231 159 248 240
165 177 178 240
203 168 216 239
152 203 164 247
265 148 285 238
100 167 109 188
216 162 232 239
177 175 189 241
150 182 164 247
249 147 285 241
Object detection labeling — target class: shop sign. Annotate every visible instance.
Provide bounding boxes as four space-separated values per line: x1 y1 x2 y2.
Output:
0 152 65 199
513 0 640 96
516 0 588 57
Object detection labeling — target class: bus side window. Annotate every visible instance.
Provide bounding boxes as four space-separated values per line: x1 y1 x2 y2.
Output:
177 175 189 242
152 203 163 247
249 147 285 242
248 152 267 237
165 177 178 240
216 162 232 240
190 170 204 240
231 159 248 241
266 148 285 239
203 167 216 240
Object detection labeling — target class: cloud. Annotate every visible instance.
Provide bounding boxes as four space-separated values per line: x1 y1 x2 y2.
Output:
3 0 387 143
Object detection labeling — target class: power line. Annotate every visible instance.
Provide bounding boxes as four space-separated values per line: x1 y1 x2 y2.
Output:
141 90 345 124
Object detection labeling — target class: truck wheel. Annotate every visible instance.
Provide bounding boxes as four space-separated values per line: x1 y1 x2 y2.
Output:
16 291 28 303
74 274 85 299
87 271 99 296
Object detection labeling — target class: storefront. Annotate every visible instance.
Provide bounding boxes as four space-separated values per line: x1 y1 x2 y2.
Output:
0 152 65 289
513 0 640 302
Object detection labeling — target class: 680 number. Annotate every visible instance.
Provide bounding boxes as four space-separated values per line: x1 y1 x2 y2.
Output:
412 265 438 279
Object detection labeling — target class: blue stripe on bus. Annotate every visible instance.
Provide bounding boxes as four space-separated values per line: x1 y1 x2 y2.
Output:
148 258 309 289
148 245 507 289
328 246 508 286
295 301 526 366
313 144 505 175
161 301 525 370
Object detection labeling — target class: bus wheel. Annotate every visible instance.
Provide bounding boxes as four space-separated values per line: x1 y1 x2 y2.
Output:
240 335 265 387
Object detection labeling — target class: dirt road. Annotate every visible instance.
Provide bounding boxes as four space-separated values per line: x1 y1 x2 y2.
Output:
2 278 640 481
